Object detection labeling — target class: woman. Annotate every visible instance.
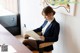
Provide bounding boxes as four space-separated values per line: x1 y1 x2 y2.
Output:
23 6 60 52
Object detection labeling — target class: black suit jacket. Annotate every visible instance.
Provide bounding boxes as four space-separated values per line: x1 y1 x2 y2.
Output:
34 19 60 51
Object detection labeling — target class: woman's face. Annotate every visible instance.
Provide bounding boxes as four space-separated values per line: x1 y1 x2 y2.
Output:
42 12 54 20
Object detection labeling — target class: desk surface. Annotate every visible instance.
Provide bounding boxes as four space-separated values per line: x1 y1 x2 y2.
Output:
0 24 32 53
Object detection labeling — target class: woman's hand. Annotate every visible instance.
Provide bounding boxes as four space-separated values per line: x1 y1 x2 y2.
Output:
40 36 45 41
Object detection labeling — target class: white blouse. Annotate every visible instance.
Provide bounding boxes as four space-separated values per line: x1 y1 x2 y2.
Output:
42 18 54 35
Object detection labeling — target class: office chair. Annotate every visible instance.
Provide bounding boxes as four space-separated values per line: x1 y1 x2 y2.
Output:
32 42 54 53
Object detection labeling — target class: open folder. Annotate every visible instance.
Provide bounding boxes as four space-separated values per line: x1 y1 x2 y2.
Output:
25 31 41 40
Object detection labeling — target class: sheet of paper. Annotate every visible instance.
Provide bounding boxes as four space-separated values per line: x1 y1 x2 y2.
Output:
25 31 41 40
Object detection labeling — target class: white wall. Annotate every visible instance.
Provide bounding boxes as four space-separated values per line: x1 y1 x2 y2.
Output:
63 3 80 53
20 0 45 35
55 0 80 53
53 1 80 53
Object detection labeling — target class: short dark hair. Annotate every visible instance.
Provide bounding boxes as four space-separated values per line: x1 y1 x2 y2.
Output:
42 6 55 15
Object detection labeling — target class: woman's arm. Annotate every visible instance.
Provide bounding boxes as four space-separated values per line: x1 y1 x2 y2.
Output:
33 26 42 33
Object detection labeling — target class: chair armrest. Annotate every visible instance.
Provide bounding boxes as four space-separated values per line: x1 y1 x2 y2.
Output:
39 42 54 48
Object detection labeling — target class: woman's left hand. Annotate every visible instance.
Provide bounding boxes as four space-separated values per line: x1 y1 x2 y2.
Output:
40 36 45 41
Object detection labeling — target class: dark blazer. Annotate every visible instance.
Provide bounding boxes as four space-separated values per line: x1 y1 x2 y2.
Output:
34 19 60 51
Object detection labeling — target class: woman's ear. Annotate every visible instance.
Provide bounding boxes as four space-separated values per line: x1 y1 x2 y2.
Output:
53 11 56 15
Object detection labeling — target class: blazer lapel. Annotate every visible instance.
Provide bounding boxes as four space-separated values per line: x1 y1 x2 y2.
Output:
42 20 48 28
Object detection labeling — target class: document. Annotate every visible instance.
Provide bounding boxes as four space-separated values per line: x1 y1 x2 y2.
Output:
25 31 41 40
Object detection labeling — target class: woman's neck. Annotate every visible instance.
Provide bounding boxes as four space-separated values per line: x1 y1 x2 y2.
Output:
47 17 54 22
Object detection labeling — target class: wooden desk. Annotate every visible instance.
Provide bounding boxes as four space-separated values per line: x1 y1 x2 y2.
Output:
0 24 32 53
